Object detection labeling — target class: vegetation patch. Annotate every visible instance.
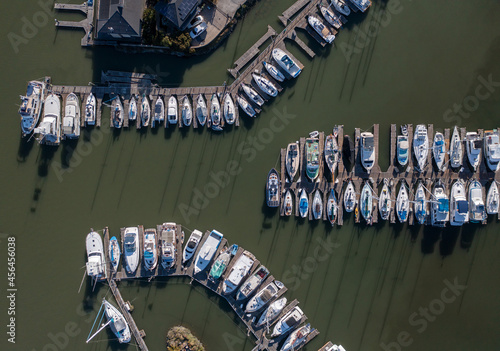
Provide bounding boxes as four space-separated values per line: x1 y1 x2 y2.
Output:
166 326 205 351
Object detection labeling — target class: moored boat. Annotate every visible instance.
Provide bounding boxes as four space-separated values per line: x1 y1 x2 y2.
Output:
313 190 323 220
153 96 165 128
449 126 463 168
396 181 409 223
181 95 192 127
112 96 123 128
236 95 256 117
195 94 207 126
210 94 223 131
483 129 500 172
266 168 280 207
223 93 235 125
414 182 428 225
433 131 446 171
466 132 482 171
308 15 335 44
324 133 339 175
263 61 285 82
128 96 137 122
413 124 429 172
360 132 375 172
271 48 302 78
209 246 232 281
360 182 373 224
103 299 131 343
487 181 499 215
431 180 449 227
255 297 287 326
86 230 106 281
143 228 158 271
160 223 177 269
286 142 300 180
331 0 350 16
271 306 304 337
319 5 342 29
236 265 270 301
182 229 202 264
222 250 256 295
245 280 281 314
327 189 338 225
379 180 391 221
306 137 320 181
450 180 469 226
468 179 486 223
350 0 371 12
62 92 80 140
34 93 61 145
141 95 150 127
280 323 312 351
109 236 120 271
85 93 96 126
194 230 223 274
167 95 178 125
299 189 309 218
252 73 278 97
397 135 409 167
284 190 293 216
241 83 265 106
19 80 45 137
123 227 139 274
344 180 356 212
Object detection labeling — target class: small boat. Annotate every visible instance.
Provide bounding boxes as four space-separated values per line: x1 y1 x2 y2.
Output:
143 228 158 271
284 190 293 216
331 0 351 16
255 297 287 325
431 180 449 227
86 230 106 281
102 299 131 343
263 61 285 82
152 96 165 128
433 132 446 171
210 94 223 131
209 246 232 281
449 126 463 168
223 93 235 125
236 95 256 117
245 280 281 314
195 94 208 126
483 129 500 172
344 181 356 212
181 96 192 127
450 180 469 226
319 5 342 30
327 189 338 225
360 132 375 172
360 182 373 223
19 80 45 137
252 73 278 97
396 181 409 223
34 93 61 145
128 96 137 122
401 124 409 136
469 180 486 223
308 15 335 44
140 95 150 127
241 83 265 106
266 168 280 207
271 48 302 78
343 135 355 164
299 189 309 218
271 306 304 337
112 97 123 128
397 135 409 167
309 130 319 138
62 92 80 139
160 223 177 269
84 93 96 126
312 190 323 220
286 142 300 180
236 265 270 301
182 229 202 264
324 133 339 175
194 230 224 274
466 132 482 171
413 124 429 172
108 236 121 271
414 182 428 225
123 227 139 274
306 138 320 181
222 250 256 295
167 96 178 124
350 0 371 12
487 181 499 215
280 323 312 351
378 181 391 221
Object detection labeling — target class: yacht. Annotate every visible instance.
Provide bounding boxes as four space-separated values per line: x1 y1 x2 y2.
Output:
210 94 223 131
128 96 137 122
181 95 192 127
252 73 278 97
182 229 202 264
313 190 323 220
272 48 302 78
325 133 339 175
62 93 80 139
160 223 177 269
194 230 223 274
236 95 256 118
223 93 235 125
245 280 282 314
396 181 409 223
195 94 208 126
378 180 391 221
483 129 500 172
397 135 409 167
327 189 338 225
466 131 482 171
280 323 312 351
263 61 285 82
284 190 293 216
123 227 139 274
109 236 121 271
286 142 300 180
153 96 165 128
86 230 106 281
487 181 499 215
209 246 232 281
255 297 287 326
241 83 264 106
103 299 131 343
111 97 123 128
360 182 373 224
449 126 463 168
266 168 280 207
34 93 61 145
84 93 96 126
431 180 449 227
299 189 309 218
433 132 446 171
167 95 178 124
271 306 304 337
469 180 486 223
306 137 320 181
414 182 427 225
350 0 371 12
360 132 375 172
19 80 45 137
143 228 158 271
413 124 428 172
344 181 356 212
308 15 335 44
236 265 270 301
222 250 256 294
450 180 469 226
319 6 342 29
141 95 150 127
331 0 350 16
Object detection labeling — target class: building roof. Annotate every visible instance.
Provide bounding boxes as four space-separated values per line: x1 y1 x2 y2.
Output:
156 0 199 29
97 0 144 38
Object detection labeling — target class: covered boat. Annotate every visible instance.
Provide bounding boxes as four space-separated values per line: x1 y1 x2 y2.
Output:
209 246 232 281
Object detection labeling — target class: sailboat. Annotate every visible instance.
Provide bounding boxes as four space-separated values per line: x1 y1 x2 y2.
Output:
241 83 264 106
331 0 351 16
210 94 222 131
344 181 356 212
360 182 373 224
319 5 342 29
86 299 131 344
433 131 446 171
167 96 178 125
286 142 300 180
181 95 192 127
414 182 428 225
379 180 391 221
255 297 287 326
413 124 428 172
223 93 235 125
308 15 335 44
284 190 293 216
111 96 123 128
312 190 323 220
396 181 409 223
299 189 309 218
236 95 256 117
140 95 150 127
108 236 120 271
483 129 500 172
152 96 165 128
263 61 285 82
487 181 499 215
195 94 208 126
128 96 137 122
324 133 339 175
327 189 337 225
252 73 278 97
280 324 312 351
466 131 482 171
449 126 463 168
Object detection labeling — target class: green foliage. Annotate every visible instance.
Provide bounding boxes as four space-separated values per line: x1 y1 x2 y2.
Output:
142 8 157 45
166 326 204 351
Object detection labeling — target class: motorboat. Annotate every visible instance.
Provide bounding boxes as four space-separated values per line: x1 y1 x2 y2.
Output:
252 73 278 97
331 0 350 16
360 182 373 223
350 0 371 12
263 61 285 82
236 265 270 301
344 181 356 212
222 250 256 295
280 323 312 351
327 189 338 225
433 131 446 171
194 230 223 274
466 132 482 171
306 137 320 181
308 15 335 44
487 181 499 214
210 94 222 131
143 228 158 271
241 83 264 106
195 94 208 126
299 189 309 218
123 227 139 274
141 95 150 127
286 142 300 180
160 223 177 269
181 95 192 127
152 96 165 128
271 306 304 337
483 129 500 172
450 180 469 226
396 181 409 223
312 190 323 220
397 135 409 167
86 230 106 281
284 190 293 216
128 96 137 122
109 236 120 271
319 5 342 30
182 229 202 264
84 93 96 126
223 93 235 125
271 48 302 78
167 95 178 124
236 95 256 117
209 246 232 281
112 96 123 128
325 133 339 175
413 124 429 172
102 299 131 343
431 180 449 227
343 135 355 165
19 80 45 136
449 126 463 168
360 132 375 172
34 93 61 145
414 182 428 225
469 179 486 223
328 345 347 351
378 180 391 221
62 92 80 139
245 280 281 314
266 168 280 207
255 297 287 326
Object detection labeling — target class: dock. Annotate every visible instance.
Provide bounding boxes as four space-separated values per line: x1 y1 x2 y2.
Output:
54 1 94 46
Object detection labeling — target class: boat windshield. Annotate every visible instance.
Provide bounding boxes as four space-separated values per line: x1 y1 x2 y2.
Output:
438 198 449 212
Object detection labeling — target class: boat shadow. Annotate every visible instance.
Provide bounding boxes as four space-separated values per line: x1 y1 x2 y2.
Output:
37 144 58 177
17 135 35 163
60 139 79 169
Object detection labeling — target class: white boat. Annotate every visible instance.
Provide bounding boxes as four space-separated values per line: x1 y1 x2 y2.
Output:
86 230 106 281
379 181 391 221
223 93 235 125
286 142 300 180
255 297 287 326
252 73 278 97
433 132 446 171
236 95 256 117
396 181 409 223
103 299 131 343
271 306 304 337
308 15 335 44
128 96 137 122
141 95 150 127
266 168 280 207
350 0 371 12
194 230 223 274
108 236 120 271
328 345 347 351
123 227 139 274
236 265 270 301
360 182 373 223
272 48 302 78
449 126 463 168
414 182 428 225
483 129 500 172
469 179 486 223
466 132 482 171
413 124 428 171
331 0 350 16
182 229 202 264
143 228 158 271
327 189 338 225
344 181 356 212
431 180 449 227
111 97 123 128
160 223 177 269
313 190 323 220
360 132 375 172
263 61 285 82
84 93 96 126
280 323 312 351
487 181 499 215
19 80 45 136
397 135 409 167
62 92 80 139
34 93 61 145
299 189 309 218
284 190 293 216
195 94 208 126
181 96 192 127
241 83 264 106
210 94 223 131
153 96 165 128
319 6 342 30
450 180 469 226
167 96 178 124
324 133 339 175
222 250 256 294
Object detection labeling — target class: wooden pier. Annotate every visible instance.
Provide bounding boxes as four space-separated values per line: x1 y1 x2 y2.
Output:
54 1 94 46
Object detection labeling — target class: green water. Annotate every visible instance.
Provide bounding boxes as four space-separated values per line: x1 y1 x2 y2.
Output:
1 0 500 350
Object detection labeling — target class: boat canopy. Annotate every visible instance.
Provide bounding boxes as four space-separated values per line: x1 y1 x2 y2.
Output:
457 200 468 214
438 198 449 212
